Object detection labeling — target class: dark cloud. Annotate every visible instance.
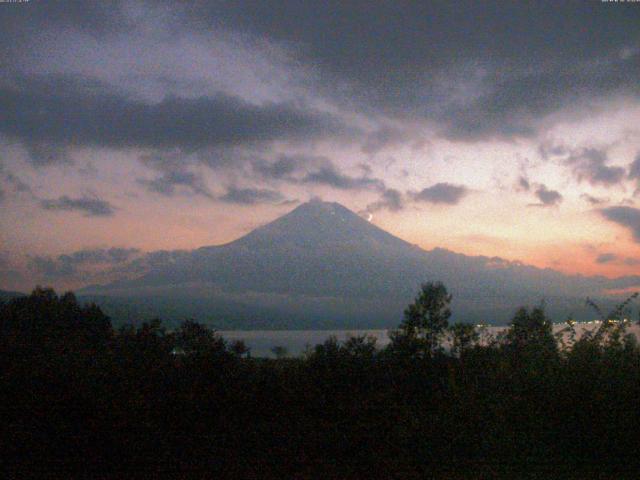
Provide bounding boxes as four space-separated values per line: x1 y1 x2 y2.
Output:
0 1 131 42
172 1 640 140
27 247 143 280
600 206 640 243
630 153 640 181
534 185 562 207
219 186 288 205
517 176 530 192
437 53 638 141
252 155 301 180
365 188 404 213
189 2 638 81
117 249 190 276
301 163 385 191
5 3 637 144
25 142 71 168
412 183 468 205
144 144 256 172
28 248 190 283
581 193 608 206
357 163 373 176
136 151 213 198
566 148 626 187
540 143 629 187
4 173 32 194
13 2 637 90
0 171 34 202
40 195 115 217
28 256 76 278
361 126 422 155
0 75 354 152
252 153 337 183
538 141 570 161
60 247 140 265
596 253 617 264
595 252 640 266
138 249 187 265
138 171 213 199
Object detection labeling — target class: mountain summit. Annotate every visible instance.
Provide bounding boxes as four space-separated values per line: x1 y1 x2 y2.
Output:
233 200 414 251
83 201 640 328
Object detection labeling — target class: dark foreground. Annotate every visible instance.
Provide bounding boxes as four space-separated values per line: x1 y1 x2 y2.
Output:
2 287 640 478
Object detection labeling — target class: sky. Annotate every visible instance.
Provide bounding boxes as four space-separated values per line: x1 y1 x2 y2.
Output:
1 0 639 292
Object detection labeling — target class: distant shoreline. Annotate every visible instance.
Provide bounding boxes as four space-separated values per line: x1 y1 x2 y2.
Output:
218 323 640 358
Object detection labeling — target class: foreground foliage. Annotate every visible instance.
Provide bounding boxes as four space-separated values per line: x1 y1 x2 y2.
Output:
1 285 640 478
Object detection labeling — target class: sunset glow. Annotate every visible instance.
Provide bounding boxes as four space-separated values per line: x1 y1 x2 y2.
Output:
1 1 639 292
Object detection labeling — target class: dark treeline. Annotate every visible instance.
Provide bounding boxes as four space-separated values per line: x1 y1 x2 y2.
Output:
2 284 640 478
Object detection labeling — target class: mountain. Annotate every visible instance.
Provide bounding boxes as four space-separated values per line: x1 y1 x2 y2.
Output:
80 200 640 329
113 201 427 298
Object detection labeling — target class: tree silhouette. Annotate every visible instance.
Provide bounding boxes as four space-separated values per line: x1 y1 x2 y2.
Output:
0 286 111 354
391 281 452 357
230 339 250 357
3 284 640 475
271 345 289 359
449 322 479 357
175 319 225 355
505 306 556 355
343 335 377 358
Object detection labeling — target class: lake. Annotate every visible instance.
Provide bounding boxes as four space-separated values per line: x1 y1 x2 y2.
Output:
220 321 640 358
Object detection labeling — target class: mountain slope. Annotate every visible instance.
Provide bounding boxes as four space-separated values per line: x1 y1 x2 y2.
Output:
81 201 640 328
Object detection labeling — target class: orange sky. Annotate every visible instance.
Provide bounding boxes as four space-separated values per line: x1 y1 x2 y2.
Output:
1 1 639 291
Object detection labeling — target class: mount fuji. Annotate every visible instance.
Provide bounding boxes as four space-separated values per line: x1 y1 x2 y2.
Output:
80 200 640 329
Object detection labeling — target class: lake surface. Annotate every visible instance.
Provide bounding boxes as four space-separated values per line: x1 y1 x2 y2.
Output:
220 322 640 358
